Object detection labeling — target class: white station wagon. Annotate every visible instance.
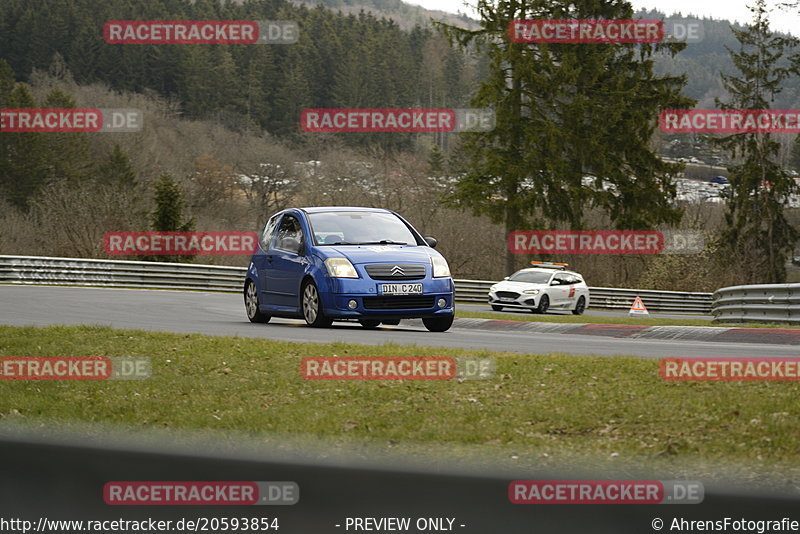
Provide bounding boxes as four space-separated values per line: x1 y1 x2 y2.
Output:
487 262 590 315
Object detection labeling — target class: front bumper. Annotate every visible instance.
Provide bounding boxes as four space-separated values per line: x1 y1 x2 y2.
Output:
321 276 455 319
488 290 540 309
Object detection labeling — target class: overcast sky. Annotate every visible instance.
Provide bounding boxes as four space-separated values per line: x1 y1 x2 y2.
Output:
406 0 800 36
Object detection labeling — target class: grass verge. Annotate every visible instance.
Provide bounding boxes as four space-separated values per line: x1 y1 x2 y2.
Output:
0 325 798 486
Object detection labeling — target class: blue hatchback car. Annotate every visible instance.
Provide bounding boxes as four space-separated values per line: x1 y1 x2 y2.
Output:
244 207 455 332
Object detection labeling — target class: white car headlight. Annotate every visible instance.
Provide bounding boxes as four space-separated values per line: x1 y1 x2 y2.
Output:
325 257 358 278
523 289 540 294
431 255 451 277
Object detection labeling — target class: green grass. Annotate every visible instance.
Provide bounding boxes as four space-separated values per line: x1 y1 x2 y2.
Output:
456 305 800 329
1 325 799 485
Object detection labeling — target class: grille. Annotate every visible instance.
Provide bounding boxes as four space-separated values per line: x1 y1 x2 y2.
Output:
496 291 520 299
364 263 426 280
362 296 435 310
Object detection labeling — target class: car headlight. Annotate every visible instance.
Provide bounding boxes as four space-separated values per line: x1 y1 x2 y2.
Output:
325 257 358 278
431 255 451 277
522 289 540 294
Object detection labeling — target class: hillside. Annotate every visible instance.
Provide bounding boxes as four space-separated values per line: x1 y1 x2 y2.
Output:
289 0 479 29
288 0 800 107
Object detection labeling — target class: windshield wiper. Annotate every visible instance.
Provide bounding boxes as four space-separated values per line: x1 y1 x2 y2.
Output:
357 240 409 245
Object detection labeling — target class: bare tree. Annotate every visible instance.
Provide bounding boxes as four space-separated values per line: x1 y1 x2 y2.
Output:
233 138 301 229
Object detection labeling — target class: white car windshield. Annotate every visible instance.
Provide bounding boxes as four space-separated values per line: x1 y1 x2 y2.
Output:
508 271 552 284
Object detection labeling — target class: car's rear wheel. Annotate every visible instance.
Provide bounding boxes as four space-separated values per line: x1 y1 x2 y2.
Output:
572 296 586 315
422 315 453 332
244 280 270 323
535 295 549 314
359 319 381 329
491 305 504 311
301 280 332 328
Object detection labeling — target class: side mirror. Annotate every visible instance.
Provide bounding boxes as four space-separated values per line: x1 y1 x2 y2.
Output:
550 279 560 286
424 236 438 248
503 276 510 280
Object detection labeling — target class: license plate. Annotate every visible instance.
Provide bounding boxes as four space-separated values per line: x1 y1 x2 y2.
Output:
499 297 516 302
379 283 423 295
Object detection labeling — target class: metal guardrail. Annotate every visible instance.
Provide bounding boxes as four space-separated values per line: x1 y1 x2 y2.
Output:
0 255 246 292
0 255 713 313
588 286 712 313
713 283 800 324
456 278 712 313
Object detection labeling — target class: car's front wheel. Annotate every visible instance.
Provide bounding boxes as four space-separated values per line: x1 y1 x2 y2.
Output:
491 305 504 311
301 280 333 328
422 315 454 332
359 319 381 329
244 280 271 323
535 294 549 314
572 296 586 315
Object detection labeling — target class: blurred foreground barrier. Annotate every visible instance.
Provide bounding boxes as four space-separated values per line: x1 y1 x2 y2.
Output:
0 255 713 313
713 283 800 324
0 428 798 532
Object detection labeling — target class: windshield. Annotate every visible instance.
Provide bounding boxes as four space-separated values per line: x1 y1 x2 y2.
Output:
308 211 419 245
508 270 552 284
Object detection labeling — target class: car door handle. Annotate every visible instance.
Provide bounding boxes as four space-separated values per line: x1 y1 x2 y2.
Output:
266 255 273 262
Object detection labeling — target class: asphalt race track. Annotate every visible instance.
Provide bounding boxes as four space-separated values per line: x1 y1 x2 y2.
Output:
0 285 796 359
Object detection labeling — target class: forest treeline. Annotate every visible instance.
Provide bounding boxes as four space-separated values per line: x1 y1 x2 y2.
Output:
3 0 800 137
3 0 800 142
0 0 481 145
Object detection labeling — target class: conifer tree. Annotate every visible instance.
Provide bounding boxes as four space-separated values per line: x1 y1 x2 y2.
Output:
146 174 195 263
0 61 48 208
713 0 799 283
437 0 693 272
99 144 137 188
41 86 94 183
